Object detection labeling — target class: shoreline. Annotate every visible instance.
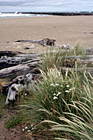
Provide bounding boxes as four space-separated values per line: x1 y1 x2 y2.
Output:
0 14 93 19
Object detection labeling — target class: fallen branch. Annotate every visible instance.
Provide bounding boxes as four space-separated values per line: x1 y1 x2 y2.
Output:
16 38 56 46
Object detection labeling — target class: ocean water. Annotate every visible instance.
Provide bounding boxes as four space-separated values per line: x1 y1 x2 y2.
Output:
0 13 50 18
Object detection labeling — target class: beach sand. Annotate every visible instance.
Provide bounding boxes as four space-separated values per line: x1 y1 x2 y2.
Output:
0 16 93 53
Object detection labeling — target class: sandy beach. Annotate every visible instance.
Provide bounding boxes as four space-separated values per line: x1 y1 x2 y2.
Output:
0 16 93 140
0 16 93 53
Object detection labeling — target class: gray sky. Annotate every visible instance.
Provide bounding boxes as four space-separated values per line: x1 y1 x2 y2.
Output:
0 0 93 12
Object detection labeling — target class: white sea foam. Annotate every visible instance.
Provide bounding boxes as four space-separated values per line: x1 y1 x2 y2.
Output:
0 12 50 18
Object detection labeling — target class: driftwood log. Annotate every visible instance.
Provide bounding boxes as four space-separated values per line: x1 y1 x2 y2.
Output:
5 73 33 105
16 38 56 46
0 59 41 79
0 52 41 70
86 48 93 55
0 51 19 58
65 55 93 66
0 53 93 78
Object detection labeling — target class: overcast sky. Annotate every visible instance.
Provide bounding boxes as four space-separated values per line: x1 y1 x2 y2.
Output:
0 0 93 12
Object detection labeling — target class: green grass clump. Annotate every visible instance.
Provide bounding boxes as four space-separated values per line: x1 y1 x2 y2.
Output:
0 94 6 118
39 50 74 73
39 44 87 73
74 43 86 56
27 67 93 140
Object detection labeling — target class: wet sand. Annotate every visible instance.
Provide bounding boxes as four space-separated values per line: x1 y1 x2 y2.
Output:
0 16 93 53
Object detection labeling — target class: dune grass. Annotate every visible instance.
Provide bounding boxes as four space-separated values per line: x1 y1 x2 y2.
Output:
20 45 92 139
26 67 93 140
39 50 75 73
39 44 87 73
74 43 86 56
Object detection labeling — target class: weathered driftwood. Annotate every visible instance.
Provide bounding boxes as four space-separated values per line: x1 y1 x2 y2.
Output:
16 38 56 46
5 83 19 105
65 55 93 66
79 58 93 65
0 51 19 58
0 52 41 70
61 67 93 74
0 61 18 70
5 73 33 105
2 70 40 96
1 53 92 78
65 55 93 59
0 59 40 78
86 48 93 55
